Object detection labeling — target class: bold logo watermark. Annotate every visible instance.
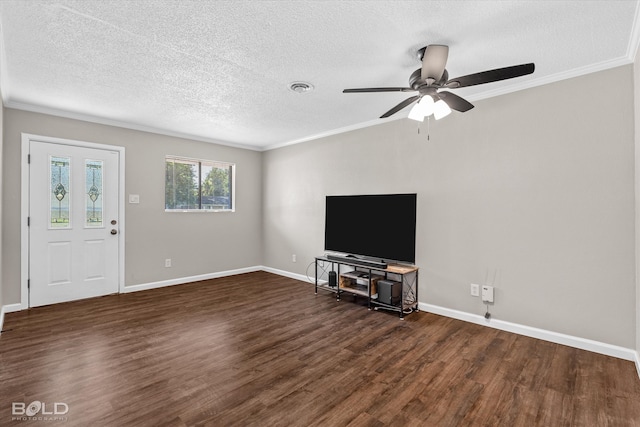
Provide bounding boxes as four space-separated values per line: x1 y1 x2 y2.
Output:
11 401 69 421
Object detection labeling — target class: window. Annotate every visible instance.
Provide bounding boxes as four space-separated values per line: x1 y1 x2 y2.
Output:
165 156 235 212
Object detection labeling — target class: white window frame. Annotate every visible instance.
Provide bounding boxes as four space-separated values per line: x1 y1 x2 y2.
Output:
164 155 236 213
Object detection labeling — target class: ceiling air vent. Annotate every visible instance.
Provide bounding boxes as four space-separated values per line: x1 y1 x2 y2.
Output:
288 82 314 93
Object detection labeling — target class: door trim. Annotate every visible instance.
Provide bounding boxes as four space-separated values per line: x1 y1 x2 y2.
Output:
21 133 126 309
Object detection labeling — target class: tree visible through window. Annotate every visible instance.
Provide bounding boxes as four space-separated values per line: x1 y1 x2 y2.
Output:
165 156 234 211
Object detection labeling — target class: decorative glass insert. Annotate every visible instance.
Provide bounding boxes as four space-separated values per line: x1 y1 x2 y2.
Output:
50 156 71 228
85 160 103 227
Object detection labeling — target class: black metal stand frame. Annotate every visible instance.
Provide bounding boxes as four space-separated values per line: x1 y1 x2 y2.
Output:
314 256 419 319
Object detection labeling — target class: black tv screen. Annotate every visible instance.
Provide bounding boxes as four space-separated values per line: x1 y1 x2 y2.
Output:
324 193 417 264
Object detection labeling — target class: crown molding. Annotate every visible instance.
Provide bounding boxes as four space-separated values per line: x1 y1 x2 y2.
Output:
261 115 404 151
266 56 635 151
3 100 263 151
628 0 640 62
4 51 633 154
464 56 634 104
0 18 9 104
2 10 638 154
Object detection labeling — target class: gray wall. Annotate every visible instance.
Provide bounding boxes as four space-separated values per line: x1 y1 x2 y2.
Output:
2 65 637 351
263 65 636 349
635 46 640 357
2 109 263 303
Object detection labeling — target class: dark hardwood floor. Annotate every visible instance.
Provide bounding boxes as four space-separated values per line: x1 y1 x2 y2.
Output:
1 271 639 426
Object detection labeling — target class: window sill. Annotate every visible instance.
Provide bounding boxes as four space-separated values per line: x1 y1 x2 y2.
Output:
164 209 235 213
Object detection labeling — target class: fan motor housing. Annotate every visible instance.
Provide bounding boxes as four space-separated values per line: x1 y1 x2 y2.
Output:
409 68 448 90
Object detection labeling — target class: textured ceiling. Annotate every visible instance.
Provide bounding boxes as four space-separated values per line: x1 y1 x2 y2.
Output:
0 0 639 150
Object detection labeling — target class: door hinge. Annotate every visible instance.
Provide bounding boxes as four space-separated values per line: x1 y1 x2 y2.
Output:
27 154 30 164
27 217 30 227
27 279 30 289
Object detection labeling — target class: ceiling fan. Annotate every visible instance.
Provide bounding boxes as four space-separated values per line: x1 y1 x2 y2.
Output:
343 45 535 121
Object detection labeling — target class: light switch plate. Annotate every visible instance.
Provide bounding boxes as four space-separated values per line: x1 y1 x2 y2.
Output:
470 283 480 297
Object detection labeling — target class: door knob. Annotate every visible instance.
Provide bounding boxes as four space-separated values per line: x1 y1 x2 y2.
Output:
110 229 118 235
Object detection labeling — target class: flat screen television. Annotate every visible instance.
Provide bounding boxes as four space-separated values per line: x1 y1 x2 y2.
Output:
324 193 417 264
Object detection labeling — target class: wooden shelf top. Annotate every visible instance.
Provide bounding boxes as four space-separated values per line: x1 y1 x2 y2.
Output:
317 256 418 275
386 264 419 274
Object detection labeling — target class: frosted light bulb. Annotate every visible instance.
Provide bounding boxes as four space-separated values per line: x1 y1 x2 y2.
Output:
433 99 451 120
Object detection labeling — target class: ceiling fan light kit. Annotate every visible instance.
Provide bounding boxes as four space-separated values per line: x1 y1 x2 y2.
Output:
433 99 452 120
408 95 433 121
407 95 451 121
343 44 535 121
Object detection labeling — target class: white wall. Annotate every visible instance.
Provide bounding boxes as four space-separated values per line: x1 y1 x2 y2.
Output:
2 109 263 304
0 102 4 314
263 65 636 349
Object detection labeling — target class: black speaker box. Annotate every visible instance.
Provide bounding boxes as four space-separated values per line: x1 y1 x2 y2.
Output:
328 271 337 287
377 279 401 305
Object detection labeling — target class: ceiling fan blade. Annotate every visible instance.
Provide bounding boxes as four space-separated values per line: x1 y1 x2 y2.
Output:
421 45 449 82
438 91 474 112
343 87 415 93
445 63 535 88
380 95 420 118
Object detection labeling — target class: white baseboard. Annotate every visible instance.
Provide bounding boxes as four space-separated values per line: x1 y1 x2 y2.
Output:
260 266 316 284
1 266 309 311
419 302 637 362
122 266 262 293
124 265 323 294
3 303 24 313
264 267 637 366
0 303 24 334
4 265 637 376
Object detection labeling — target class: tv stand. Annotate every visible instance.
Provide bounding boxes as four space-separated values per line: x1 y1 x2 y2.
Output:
314 255 419 319
326 254 387 269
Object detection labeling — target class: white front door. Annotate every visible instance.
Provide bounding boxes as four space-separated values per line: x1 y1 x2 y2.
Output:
29 140 120 307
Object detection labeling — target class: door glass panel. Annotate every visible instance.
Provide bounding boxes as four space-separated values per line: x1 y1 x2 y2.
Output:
85 159 103 227
50 156 71 228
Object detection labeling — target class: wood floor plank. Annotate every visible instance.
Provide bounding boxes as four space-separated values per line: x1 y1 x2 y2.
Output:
1 271 639 426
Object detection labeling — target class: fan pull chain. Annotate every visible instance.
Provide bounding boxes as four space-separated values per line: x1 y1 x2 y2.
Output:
418 116 431 141
417 117 431 140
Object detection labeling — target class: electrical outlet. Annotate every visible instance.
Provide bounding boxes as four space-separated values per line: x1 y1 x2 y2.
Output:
470 283 480 297
482 285 494 303
165 258 172 268
292 254 297 263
